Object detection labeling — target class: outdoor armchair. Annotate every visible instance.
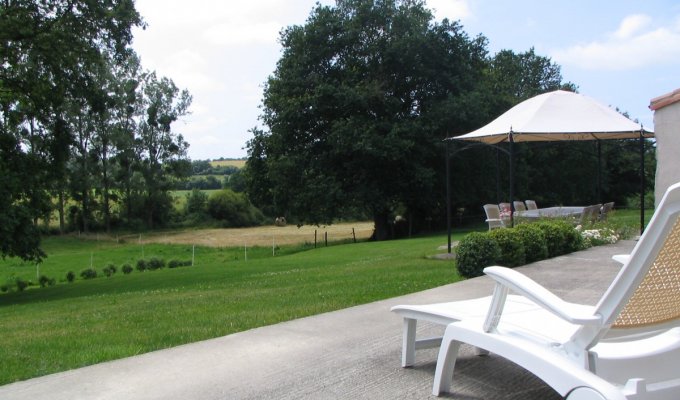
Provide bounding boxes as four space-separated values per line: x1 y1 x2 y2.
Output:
482 204 505 230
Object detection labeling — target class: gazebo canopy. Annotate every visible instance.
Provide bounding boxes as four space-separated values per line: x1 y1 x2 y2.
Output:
450 90 653 143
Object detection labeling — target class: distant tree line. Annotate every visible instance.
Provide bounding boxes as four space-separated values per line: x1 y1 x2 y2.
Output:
246 0 654 240
1 0 195 260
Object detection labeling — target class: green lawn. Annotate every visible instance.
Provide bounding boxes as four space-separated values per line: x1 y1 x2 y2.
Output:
0 233 464 385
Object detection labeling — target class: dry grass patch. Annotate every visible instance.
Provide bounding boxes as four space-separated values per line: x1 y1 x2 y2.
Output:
138 222 375 247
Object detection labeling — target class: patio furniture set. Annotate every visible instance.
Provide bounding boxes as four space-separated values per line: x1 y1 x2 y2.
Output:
484 201 615 230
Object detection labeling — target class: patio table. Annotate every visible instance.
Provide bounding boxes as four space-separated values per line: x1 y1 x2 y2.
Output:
514 206 585 220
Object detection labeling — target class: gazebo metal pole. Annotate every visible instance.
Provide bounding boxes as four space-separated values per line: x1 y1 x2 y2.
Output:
640 131 645 235
509 131 515 227
597 140 602 203
496 147 501 204
446 140 452 253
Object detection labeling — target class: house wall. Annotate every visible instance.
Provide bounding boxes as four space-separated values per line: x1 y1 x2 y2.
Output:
654 101 680 207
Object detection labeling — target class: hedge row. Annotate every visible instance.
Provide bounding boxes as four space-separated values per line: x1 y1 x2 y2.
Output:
455 220 584 278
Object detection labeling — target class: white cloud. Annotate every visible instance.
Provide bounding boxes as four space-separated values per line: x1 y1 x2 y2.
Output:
426 0 470 21
552 14 680 71
612 14 652 39
205 22 283 46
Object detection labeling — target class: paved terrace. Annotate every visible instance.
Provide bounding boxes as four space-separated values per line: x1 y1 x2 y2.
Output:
0 240 636 400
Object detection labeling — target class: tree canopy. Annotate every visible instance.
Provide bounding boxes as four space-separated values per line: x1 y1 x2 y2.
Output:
247 0 490 239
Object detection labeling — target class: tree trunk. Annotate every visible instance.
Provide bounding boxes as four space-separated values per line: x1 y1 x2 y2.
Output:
58 190 65 234
372 211 391 241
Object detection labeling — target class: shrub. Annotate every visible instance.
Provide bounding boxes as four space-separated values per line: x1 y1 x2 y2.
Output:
207 189 264 227
38 275 56 287
0 284 9 293
535 220 583 257
66 271 76 283
80 268 97 280
489 228 525 267
146 257 165 270
103 264 117 277
136 259 147 272
515 224 549 263
455 232 501 278
122 264 133 274
185 188 208 215
168 259 192 268
15 278 30 291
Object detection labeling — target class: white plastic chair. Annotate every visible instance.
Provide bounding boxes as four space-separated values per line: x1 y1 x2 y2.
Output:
525 199 538 210
513 200 527 212
482 204 505 231
430 182 680 399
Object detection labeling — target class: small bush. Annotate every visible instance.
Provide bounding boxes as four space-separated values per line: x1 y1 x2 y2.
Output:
15 278 29 291
136 259 147 272
535 220 583 257
168 259 192 268
489 228 526 267
146 257 165 270
122 264 133 274
0 284 9 293
38 275 56 287
455 232 502 278
80 268 97 280
66 271 76 283
103 264 117 277
515 224 549 263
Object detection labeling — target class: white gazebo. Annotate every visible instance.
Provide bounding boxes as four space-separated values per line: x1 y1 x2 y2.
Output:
445 90 653 251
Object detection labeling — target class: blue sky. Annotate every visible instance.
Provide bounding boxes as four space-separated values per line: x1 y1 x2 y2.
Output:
132 0 680 160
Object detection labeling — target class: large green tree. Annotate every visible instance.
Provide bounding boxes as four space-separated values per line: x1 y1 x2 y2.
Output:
0 0 143 259
247 0 488 239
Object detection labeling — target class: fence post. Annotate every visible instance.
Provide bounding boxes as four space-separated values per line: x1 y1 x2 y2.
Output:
314 230 317 248
352 228 356 243
325 231 328 246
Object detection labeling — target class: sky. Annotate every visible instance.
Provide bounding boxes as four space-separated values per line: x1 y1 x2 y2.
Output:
132 0 680 160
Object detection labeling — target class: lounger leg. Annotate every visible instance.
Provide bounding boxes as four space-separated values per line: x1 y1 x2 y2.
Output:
402 318 417 367
432 332 462 396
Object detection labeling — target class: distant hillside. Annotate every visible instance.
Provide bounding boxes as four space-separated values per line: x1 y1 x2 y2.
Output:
210 159 246 169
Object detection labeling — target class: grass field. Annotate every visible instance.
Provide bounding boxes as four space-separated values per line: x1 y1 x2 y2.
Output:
0 230 464 385
210 159 246 168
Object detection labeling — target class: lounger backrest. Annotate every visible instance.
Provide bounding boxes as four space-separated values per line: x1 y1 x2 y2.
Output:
513 201 526 211
613 215 680 328
585 182 680 344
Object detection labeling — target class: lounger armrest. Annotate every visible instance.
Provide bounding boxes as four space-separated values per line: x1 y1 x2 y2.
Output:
483 266 601 326
612 254 630 265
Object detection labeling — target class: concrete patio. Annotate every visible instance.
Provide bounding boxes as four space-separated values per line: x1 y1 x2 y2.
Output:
0 239 635 400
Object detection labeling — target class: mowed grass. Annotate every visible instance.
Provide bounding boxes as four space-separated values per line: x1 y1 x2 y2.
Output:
0 233 463 385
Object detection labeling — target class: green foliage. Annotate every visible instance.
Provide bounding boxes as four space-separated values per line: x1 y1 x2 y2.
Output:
455 232 502 278
247 0 491 239
185 188 208 216
103 264 117 277
38 275 56 288
207 189 263 227
515 224 549 263
122 264 134 274
489 228 526 267
80 269 98 280
15 278 30 292
146 257 165 270
168 260 192 268
66 271 76 283
136 260 147 272
535 220 583 258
